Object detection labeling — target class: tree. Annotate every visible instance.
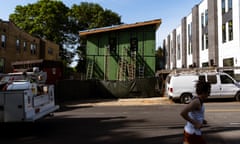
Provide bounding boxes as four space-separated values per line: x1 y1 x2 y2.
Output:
69 2 121 30
9 1 122 70
10 0 72 62
69 2 122 72
156 46 165 70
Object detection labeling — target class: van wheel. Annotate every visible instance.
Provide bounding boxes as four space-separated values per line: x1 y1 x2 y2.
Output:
180 94 192 104
235 92 240 101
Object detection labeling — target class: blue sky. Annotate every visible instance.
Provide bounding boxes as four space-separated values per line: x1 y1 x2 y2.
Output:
0 0 201 47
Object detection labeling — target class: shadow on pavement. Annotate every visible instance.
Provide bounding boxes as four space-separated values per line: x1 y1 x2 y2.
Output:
0 116 239 144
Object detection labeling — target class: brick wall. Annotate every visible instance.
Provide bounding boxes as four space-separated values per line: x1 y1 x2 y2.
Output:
0 20 59 73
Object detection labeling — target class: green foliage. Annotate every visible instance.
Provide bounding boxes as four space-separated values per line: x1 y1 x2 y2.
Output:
155 46 165 70
70 2 121 30
10 0 69 44
68 2 122 72
156 46 164 57
9 0 122 71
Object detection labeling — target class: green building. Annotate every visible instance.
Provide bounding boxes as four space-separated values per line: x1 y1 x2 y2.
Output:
80 19 161 81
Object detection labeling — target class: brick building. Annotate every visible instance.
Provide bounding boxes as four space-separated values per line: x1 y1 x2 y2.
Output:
0 20 60 73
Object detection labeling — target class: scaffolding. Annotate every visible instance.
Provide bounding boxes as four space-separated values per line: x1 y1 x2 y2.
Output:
127 51 136 80
118 58 127 81
104 47 110 80
86 60 94 80
118 48 127 81
138 65 145 78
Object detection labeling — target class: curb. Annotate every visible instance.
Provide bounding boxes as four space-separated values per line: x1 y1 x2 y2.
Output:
65 97 173 107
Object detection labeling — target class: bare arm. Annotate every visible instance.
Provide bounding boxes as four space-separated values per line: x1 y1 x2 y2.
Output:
180 99 202 129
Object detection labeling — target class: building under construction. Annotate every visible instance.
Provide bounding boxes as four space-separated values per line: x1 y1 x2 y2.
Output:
76 19 162 98
80 19 161 81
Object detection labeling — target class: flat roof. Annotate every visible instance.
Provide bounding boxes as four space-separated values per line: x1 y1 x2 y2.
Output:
79 19 161 36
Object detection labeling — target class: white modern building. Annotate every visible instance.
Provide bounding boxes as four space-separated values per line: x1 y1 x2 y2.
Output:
163 0 240 73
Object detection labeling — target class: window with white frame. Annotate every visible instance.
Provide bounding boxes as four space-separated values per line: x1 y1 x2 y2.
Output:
222 0 226 14
201 13 204 28
222 23 226 43
228 20 233 41
205 10 208 26
205 33 208 49
188 23 192 55
177 34 181 60
228 0 232 11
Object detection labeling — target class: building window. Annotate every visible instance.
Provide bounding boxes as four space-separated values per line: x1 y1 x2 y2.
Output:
0 58 4 73
23 41 27 51
205 9 208 26
16 39 20 52
109 37 117 53
228 20 233 41
177 34 181 60
48 47 53 55
206 33 208 49
222 23 226 43
223 57 233 67
188 23 192 55
1 35 6 48
222 0 226 14
30 43 37 55
201 34 208 50
130 37 138 51
201 13 204 28
202 62 209 67
228 0 232 11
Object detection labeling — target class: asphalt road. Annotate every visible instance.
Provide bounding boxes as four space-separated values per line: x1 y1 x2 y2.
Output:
0 98 239 144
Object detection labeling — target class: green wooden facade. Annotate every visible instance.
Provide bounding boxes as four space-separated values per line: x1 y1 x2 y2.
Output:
80 19 161 80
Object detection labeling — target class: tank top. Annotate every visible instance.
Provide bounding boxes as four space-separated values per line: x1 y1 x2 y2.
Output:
184 97 205 135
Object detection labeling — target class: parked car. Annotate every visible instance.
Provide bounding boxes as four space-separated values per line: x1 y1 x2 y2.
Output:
165 71 240 104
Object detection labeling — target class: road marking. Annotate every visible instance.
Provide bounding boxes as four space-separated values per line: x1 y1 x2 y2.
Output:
206 109 240 112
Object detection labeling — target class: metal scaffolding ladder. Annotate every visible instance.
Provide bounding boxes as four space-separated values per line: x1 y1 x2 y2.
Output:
104 47 110 80
128 51 136 80
86 60 94 80
118 58 127 81
138 65 145 78
118 48 127 81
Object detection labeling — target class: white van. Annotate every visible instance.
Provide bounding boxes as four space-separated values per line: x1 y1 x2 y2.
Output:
165 71 240 104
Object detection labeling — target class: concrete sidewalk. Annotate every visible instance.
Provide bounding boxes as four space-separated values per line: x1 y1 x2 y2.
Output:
63 97 173 107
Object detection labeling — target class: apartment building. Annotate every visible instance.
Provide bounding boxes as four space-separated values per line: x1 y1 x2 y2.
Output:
0 20 60 73
163 0 239 71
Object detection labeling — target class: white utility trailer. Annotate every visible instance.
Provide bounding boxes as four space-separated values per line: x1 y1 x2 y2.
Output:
0 70 59 122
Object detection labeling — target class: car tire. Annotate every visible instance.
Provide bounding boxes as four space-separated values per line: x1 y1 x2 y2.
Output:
235 92 240 101
180 93 192 104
